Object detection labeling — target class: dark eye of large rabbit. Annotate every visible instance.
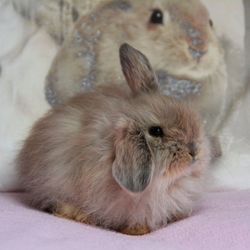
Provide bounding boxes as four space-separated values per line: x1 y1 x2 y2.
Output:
150 9 164 24
148 126 164 137
209 19 213 27
72 7 79 22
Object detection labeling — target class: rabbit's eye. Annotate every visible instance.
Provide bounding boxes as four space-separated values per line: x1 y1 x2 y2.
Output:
209 19 213 27
150 9 164 24
149 126 164 137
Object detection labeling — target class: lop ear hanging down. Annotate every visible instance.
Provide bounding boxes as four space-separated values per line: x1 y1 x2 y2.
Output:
112 121 153 193
119 43 159 95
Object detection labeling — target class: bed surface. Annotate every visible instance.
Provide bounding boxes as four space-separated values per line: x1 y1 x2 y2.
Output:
1 191 250 250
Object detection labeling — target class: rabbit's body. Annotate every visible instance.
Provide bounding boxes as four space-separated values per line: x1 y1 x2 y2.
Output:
18 44 211 234
19 88 209 231
45 0 227 134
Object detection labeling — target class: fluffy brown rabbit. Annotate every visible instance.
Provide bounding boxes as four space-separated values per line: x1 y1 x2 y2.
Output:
45 0 227 135
17 43 211 235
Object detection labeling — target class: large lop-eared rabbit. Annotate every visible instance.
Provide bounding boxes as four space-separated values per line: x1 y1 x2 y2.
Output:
17 44 211 235
44 0 227 135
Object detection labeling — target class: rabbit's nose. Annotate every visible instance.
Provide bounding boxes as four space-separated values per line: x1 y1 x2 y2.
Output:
189 47 206 60
187 142 198 159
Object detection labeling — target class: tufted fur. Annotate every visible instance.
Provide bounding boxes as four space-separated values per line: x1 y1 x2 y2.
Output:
17 44 211 234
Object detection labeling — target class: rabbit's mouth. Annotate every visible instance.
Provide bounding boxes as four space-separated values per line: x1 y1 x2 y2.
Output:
156 70 202 99
164 157 194 181
161 141 198 177
189 47 207 61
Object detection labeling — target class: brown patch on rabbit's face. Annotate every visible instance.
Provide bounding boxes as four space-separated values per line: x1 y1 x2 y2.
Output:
164 108 200 158
165 141 198 180
167 2 210 57
162 109 201 181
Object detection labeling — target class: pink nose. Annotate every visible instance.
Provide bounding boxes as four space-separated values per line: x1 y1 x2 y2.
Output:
189 47 206 60
184 24 207 60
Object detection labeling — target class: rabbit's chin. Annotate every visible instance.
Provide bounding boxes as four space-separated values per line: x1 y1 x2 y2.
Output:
187 51 222 80
165 49 222 81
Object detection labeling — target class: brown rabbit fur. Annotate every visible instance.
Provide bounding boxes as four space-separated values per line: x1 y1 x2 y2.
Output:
45 0 227 135
17 44 211 235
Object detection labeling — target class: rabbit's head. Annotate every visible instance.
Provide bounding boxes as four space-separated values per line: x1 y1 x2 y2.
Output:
94 0 222 84
111 44 209 194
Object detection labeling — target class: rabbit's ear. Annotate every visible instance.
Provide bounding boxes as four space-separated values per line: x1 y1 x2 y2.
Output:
119 43 159 95
112 121 153 193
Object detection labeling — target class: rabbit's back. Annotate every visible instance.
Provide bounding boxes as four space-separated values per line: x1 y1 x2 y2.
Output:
17 90 124 208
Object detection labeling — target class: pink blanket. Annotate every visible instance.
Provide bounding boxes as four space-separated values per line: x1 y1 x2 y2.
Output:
0 191 250 250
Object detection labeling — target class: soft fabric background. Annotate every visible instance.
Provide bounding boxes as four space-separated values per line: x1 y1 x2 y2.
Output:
1 191 250 250
0 1 57 190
